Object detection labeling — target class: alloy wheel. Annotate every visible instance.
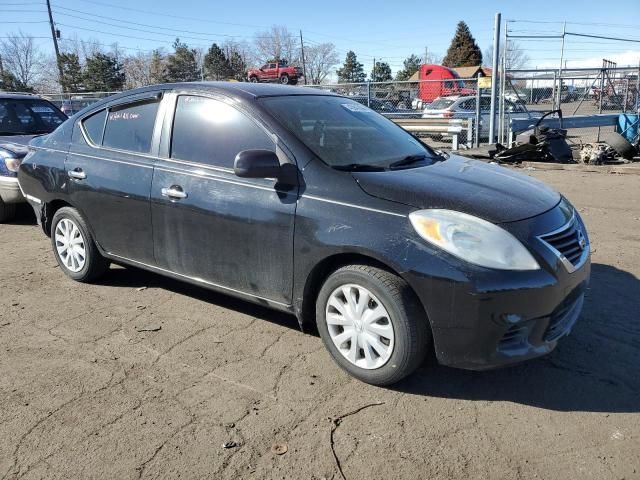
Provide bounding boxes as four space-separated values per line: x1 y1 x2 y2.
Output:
325 284 395 369
54 218 86 273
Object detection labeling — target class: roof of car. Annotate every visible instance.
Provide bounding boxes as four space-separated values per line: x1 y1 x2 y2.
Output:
0 92 45 100
69 82 339 117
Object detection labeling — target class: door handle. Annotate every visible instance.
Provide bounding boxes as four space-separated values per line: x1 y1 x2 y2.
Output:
68 169 86 180
161 186 187 200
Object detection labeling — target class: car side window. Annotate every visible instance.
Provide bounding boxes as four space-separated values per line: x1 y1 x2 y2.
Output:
170 95 275 169
480 97 492 111
102 100 159 153
81 109 107 145
459 99 475 110
269 63 277 69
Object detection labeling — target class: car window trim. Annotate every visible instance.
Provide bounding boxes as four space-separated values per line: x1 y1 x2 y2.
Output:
77 92 163 157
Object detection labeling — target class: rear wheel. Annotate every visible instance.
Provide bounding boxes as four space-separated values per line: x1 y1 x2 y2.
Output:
0 198 16 223
249 76 259 83
279 74 290 85
51 207 110 282
316 265 430 385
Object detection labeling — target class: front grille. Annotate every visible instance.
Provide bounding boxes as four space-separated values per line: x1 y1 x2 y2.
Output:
539 217 586 267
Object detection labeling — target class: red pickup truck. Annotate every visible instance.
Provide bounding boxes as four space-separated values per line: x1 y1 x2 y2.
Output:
247 61 303 85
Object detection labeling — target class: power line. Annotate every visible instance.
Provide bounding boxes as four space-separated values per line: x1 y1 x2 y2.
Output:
52 6 300 41
56 0 266 29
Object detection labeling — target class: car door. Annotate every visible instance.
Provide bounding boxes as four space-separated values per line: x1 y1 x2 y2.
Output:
65 92 163 264
150 92 297 305
267 63 278 81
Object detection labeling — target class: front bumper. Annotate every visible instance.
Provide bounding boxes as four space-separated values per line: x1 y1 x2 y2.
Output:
404 202 591 370
0 175 25 204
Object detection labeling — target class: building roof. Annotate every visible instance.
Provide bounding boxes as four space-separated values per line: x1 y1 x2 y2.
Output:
452 66 493 78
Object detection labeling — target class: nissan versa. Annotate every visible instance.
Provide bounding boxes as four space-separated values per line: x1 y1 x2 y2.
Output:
17 83 591 385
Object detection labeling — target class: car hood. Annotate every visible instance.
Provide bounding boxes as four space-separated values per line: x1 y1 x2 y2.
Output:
0 135 36 159
352 155 561 224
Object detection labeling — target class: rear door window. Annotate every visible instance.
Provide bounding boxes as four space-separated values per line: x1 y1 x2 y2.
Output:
170 95 274 169
103 100 159 153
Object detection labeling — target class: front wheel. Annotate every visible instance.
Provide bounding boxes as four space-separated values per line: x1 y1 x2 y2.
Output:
249 76 259 83
279 74 290 84
51 206 110 282
316 265 430 385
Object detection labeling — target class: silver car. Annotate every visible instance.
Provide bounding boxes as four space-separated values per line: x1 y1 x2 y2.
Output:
422 95 540 139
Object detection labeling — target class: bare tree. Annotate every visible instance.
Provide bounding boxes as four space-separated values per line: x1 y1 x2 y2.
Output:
123 52 155 88
0 31 46 90
484 41 529 70
253 25 299 65
304 42 339 84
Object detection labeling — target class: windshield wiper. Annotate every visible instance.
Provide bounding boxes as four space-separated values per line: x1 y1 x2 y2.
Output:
388 154 429 170
333 163 387 172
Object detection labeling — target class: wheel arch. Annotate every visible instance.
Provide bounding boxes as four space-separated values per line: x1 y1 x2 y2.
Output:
297 252 431 334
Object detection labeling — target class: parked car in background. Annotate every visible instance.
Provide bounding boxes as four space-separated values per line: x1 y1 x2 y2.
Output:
0 93 67 221
19 83 590 385
58 97 101 116
422 94 542 139
349 96 420 118
247 60 303 85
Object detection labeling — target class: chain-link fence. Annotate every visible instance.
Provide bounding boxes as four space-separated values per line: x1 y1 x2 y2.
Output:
40 91 119 116
35 66 640 152
502 66 640 146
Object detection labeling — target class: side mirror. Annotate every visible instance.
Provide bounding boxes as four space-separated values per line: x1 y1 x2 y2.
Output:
234 150 281 179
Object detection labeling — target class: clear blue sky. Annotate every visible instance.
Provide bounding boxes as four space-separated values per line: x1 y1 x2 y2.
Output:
3 0 640 76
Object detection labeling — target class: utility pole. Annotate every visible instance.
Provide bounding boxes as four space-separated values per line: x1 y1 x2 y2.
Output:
46 0 65 91
299 30 307 85
372 57 376 82
424 46 428 64
488 12 501 144
557 21 567 110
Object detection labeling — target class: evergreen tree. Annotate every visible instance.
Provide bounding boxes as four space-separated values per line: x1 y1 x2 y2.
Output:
395 54 422 81
442 21 482 67
336 51 366 83
163 39 199 83
370 61 392 82
59 53 83 92
228 51 247 82
0 69 24 91
203 43 231 81
149 49 165 84
83 52 124 91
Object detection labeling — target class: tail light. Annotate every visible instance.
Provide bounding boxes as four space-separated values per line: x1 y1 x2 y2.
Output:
443 111 454 118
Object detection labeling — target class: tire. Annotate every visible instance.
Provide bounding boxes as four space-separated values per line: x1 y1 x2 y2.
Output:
604 132 636 160
0 198 16 223
315 265 430 386
249 76 259 83
289 78 298 85
51 206 110 282
279 74 289 85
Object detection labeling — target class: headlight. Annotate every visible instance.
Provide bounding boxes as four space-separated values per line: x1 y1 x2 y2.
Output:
409 209 540 270
0 149 22 173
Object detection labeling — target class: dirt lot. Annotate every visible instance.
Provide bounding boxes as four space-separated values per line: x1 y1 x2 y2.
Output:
1 168 639 480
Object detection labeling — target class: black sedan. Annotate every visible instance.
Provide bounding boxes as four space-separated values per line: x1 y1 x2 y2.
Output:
0 93 67 221
17 83 591 385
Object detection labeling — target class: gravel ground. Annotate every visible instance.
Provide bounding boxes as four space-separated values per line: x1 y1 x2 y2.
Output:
1 168 639 480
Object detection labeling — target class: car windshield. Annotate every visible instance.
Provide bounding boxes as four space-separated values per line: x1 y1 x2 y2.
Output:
0 98 67 135
261 95 438 169
427 98 456 110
